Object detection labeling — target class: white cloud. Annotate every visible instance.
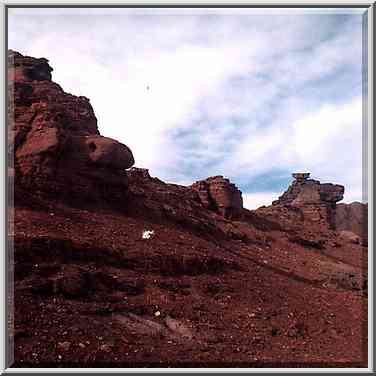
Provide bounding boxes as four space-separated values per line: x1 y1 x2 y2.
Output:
8 10 365 203
243 192 281 210
289 97 363 201
223 96 363 201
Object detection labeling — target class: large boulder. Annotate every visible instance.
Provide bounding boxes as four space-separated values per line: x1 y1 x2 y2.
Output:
338 230 361 245
85 135 134 170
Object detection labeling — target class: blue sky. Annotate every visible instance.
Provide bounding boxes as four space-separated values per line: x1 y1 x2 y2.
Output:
8 8 367 209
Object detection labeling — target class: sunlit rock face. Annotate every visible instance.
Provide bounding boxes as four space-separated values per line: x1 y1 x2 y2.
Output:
8 50 134 205
272 173 344 229
191 176 243 219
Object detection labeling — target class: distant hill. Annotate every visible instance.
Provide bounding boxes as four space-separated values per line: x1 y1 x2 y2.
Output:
336 202 368 241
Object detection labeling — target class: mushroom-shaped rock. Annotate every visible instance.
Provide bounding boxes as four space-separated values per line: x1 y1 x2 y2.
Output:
85 135 134 170
272 173 345 230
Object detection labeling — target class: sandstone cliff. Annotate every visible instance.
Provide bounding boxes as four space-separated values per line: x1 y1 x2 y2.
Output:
272 173 344 230
191 176 243 219
8 50 134 205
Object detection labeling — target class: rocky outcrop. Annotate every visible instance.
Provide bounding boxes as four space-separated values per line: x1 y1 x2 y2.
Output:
8 50 53 82
191 176 243 219
8 50 134 204
272 173 344 229
336 202 368 241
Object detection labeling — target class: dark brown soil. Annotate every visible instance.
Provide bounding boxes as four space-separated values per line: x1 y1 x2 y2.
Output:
10 195 367 368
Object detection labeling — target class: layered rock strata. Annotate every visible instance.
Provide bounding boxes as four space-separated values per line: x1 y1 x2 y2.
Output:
272 173 344 229
191 176 243 219
8 50 134 204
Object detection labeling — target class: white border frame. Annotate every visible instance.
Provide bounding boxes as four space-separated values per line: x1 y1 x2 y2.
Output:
1 1 374 373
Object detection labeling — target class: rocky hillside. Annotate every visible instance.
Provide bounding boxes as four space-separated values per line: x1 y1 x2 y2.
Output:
8 51 368 368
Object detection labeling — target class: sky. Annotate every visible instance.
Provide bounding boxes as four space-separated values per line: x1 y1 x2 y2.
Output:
8 8 367 209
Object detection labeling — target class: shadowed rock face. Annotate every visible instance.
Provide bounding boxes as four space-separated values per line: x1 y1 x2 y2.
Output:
8 50 134 205
191 176 243 219
272 173 344 229
319 183 345 203
85 136 134 170
336 202 368 241
8 50 53 82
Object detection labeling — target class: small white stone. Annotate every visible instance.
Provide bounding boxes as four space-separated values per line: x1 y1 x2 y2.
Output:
142 230 155 239
154 311 161 317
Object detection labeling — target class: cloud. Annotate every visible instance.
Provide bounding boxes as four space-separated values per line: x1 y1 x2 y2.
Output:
243 192 281 210
8 9 366 205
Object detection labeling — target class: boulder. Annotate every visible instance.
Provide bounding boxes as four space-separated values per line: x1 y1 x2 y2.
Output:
338 230 361 245
85 135 134 170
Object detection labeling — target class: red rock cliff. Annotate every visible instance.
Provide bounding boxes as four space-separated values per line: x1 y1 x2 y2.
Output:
191 176 243 219
8 50 134 205
272 173 344 230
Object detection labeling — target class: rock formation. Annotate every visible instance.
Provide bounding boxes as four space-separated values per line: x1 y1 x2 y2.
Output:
272 173 344 229
8 50 134 205
191 176 243 219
